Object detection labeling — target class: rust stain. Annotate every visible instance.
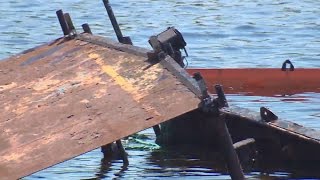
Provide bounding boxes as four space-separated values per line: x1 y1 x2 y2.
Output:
80 99 90 103
89 53 139 97
3 56 105 116
89 53 162 116
0 35 200 180
89 53 163 101
89 53 161 116
2 133 62 163
0 82 17 92
93 89 107 99
32 79 61 91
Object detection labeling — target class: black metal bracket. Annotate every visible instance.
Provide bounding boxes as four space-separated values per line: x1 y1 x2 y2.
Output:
193 72 214 113
281 59 294 71
148 27 188 68
193 72 228 115
215 84 229 108
260 107 278 122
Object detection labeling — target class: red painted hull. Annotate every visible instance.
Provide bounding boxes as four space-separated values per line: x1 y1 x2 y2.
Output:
187 68 320 96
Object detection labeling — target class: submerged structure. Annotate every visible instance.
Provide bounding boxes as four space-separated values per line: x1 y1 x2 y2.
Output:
1 1 320 179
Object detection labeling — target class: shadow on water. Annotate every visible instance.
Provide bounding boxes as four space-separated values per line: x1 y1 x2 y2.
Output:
87 144 320 179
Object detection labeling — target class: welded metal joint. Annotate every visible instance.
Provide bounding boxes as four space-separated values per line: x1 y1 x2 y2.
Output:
193 72 219 115
260 107 278 122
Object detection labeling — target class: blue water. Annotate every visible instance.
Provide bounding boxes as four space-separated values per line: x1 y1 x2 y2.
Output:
1 0 320 179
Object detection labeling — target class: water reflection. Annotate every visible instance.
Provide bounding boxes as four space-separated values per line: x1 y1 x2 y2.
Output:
87 144 320 179
94 158 128 179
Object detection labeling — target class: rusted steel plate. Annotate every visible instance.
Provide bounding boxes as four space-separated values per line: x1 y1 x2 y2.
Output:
187 68 320 96
222 106 320 161
77 34 202 97
0 36 200 179
222 106 320 142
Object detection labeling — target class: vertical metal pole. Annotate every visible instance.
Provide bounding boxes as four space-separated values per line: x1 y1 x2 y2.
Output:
102 0 124 43
212 84 243 179
215 114 245 180
56 10 69 36
64 13 76 35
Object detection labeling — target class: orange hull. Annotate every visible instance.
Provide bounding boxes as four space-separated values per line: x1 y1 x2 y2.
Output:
187 68 320 96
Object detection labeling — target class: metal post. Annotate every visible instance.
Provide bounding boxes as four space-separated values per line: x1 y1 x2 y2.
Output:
212 84 244 179
104 0 159 139
102 0 132 45
82 23 92 34
64 13 76 35
56 10 69 36
102 0 124 42
215 113 245 180
215 84 229 107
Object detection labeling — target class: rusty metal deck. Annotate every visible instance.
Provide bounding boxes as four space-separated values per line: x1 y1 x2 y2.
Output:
0 35 200 179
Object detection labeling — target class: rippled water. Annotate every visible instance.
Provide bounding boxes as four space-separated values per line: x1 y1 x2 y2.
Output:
1 0 320 179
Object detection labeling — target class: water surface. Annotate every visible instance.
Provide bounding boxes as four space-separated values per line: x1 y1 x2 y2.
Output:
1 0 320 179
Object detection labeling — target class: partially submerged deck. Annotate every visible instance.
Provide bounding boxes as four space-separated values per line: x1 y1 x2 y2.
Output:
0 34 200 179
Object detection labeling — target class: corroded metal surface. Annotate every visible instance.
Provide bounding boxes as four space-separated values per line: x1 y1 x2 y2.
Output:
222 106 320 161
187 68 320 96
222 106 320 142
0 35 200 179
157 106 320 162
